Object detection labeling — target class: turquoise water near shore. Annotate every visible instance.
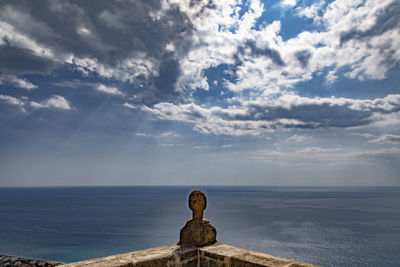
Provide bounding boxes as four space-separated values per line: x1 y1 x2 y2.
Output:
0 186 399 266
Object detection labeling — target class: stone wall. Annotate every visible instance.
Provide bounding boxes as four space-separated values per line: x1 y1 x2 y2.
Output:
0 255 61 267
60 243 318 267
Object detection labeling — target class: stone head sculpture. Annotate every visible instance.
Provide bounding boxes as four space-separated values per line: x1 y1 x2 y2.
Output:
179 190 216 246
189 190 207 220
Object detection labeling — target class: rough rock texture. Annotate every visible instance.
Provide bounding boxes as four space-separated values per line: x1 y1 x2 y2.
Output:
58 244 196 267
179 219 217 247
179 190 217 247
200 243 317 267
58 243 319 267
0 255 61 267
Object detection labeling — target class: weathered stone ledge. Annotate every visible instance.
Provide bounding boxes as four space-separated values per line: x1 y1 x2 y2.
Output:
59 243 318 267
0 255 61 267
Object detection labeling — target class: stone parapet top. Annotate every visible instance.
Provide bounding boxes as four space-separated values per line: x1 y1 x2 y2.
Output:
59 244 192 267
60 242 319 267
201 243 318 267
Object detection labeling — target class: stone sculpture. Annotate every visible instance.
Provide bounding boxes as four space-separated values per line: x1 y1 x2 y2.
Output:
179 190 217 247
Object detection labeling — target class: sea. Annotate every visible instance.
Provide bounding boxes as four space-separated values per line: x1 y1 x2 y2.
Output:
0 186 399 266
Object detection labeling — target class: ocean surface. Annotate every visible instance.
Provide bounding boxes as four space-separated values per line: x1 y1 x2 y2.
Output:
0 186 399 266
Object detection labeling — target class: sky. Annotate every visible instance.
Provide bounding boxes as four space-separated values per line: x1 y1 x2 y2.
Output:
0 0 399 186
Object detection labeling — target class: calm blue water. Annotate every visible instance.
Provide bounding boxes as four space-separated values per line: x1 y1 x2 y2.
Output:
0 186 399 266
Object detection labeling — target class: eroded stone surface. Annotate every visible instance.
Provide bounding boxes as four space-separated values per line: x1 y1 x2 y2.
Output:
179 190 217 247
200 243 317 267
59 243 319 267
189 190 207 220
179 218 217 247
59 245 197 267
0 255 61 267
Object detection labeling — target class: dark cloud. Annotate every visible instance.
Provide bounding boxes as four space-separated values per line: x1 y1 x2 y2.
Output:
190 0 217 17
229 40 285 82
0 0 195 101
135 58 182 102
340 2 400 44
213 103 374 129
0 45 58 74
0 0 192 65
154 59 181 99
184 109 205 120
244 41 285 66
295 50 312 68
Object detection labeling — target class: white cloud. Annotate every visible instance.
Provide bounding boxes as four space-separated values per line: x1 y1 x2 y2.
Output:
296 1 325 21
70 56 158 84
251 146 400 165
281 0 297 7
368 111 400 128
1 94 72 112
251 147 344 165
96 84 123 96
0 17 55 60
370 134 400 144
0 94 25 106
30 95 71 110
133 132 179 138
245 93 400 112
159 143 184 147
77 27 90 36
286 134 308 142
134 92 400 136
123 102 139 109
135 132 152 137
353 133 375 138
221 144 233 148
160 131 178 137
170 0 400 103
136 101 308 135
172 0 267 93
349 94 400 111
54 80 125 96
0 74 37 90
192 145 208 149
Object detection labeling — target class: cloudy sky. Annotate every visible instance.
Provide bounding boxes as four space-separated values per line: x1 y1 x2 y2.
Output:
0 0 399 186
